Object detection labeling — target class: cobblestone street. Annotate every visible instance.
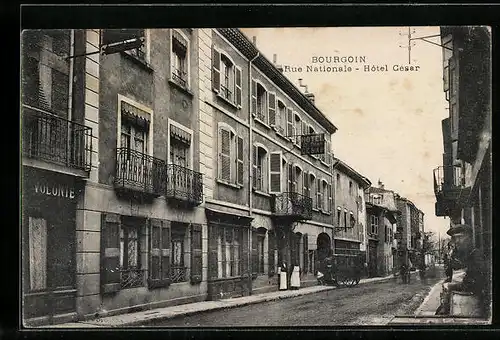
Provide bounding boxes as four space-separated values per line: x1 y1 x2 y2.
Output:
147 272 443 327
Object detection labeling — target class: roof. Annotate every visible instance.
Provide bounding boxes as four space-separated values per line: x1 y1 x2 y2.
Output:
365 187 399 213
332 158 371 189
217 28 338 134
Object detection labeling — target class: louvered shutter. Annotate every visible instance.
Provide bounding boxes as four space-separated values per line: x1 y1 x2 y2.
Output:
269 152 282 194
161 221 171 284
190 224 203 284
287 108 293 138
235 67 242 107
101 213 121 294
328 183 333 213
219 129 231 182
212 47 221 93
268 92 276 126
317 179 322 210
288 163 293 193
291 165 297 193
268 231 276 276
251 227 258 278
303 234 309 274
236 136 244 186
252 145 258 190
251 79 257 116
208 224 218 279
303 170 309 198
241 227 249 278
148 219 171 288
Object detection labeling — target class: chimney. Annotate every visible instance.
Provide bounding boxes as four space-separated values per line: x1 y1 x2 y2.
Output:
252 36 257 46
273 53 284 73
298 78 315 104
305 92 315 104
378 179 384 189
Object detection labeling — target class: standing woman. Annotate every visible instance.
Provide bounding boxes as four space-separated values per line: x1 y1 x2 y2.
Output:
444 243 453 282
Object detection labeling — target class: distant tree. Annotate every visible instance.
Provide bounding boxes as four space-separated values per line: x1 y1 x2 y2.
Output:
423 231 449 262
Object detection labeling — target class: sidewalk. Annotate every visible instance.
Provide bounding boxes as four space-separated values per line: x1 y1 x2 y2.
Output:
43 274 395 328
388 270 490 325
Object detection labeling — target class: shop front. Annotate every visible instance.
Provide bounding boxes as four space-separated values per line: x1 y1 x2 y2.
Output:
206 208 253 300
21 166 84 325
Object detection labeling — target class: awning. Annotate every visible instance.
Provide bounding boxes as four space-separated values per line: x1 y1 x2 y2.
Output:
172 30 188 53
205 207 253 226
121 101 150 129
170 124 191 145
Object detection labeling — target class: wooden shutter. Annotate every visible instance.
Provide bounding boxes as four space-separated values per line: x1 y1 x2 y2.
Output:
251 227 258 278
288 163 293 193
328 183 333 213
268 92 276 126
252 145 258 190
219 128 231 182
286 108 293 138
148 219 170 288
269 152 282 194
303 234 309 274
208 224 218 280
268 231 276 276
303 170 309 198
101 213 121 294
212 47 221 93
241 227 249 277
251 79 257 116
317 178 322 210
190 224 203 284
235 67 242 107
236 136 244 186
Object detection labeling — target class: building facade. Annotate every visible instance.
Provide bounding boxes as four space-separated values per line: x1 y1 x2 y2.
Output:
394 195 424 270
364 182 398 277
331 159 371 261
433 26 491 318
202 29 337 298
21 28 339 325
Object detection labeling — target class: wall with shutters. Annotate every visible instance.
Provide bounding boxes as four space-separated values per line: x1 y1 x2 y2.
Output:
212 111 250 207
99 32 155 186
333 168 364 244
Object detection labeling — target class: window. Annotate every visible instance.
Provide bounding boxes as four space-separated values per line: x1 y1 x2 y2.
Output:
349 181 353 195
217 227 242 278
286 108 294 138
169 123 191 168
255 83 267 123
294 166 303 195
269 151 283 194
350 212 356 228
275 100 287 135
22 30 71 116
253 145 268 192
253 229 266 275
120 219 144 289
344 211 347 231
321 180 331 213
309 173 316 208
337 207 342 227
218 124 244 186
336 173 341 190
370 215 379 235
171 30 189 88
317 178 322 210
293 113 301 145
171 223 187 283
212 48 242 107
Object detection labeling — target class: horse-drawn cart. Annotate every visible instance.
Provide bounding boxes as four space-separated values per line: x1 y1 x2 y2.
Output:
318 251 365 288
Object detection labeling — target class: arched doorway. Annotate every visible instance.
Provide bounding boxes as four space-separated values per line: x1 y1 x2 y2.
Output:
316 232 332 263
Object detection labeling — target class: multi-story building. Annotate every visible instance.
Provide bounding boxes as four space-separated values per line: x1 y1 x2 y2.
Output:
394 195 424 270
21 29 96 325
201 29 337 298
433 26 491 318
331 159 371 262
364 181 398 277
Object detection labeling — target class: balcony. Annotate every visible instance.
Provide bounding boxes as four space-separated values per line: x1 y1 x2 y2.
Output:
433 165 464 200
171 69 187 88
114 148 166 197
165 164 203 206
271 192 313 221
22 106 93 174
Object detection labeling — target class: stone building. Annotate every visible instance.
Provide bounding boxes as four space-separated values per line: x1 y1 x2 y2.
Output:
364 181 398 277
394 195 424 270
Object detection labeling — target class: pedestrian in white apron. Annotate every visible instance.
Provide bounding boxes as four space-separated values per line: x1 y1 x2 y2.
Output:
279 262 288 290
290 266 301 289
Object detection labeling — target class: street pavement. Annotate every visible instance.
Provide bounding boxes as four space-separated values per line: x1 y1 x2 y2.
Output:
145 272 444 327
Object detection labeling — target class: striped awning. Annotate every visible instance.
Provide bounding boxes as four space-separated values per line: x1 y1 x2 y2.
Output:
121 101 150 129
170 124 191 145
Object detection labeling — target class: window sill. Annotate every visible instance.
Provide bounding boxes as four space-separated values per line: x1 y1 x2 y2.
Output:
217 179 243 190
273 126 289 140
168 79 194 97
215 92 240 110
321 211 332 216
121 51 153 72
312 208 320 212
253 117 271 130
253 189 271 197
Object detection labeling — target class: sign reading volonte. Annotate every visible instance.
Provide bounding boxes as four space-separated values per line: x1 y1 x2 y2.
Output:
34 182 76 199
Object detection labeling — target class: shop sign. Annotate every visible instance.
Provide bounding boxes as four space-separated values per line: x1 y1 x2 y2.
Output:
33 181 76 199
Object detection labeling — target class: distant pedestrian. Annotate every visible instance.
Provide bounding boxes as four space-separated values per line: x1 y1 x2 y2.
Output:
444 244 453 282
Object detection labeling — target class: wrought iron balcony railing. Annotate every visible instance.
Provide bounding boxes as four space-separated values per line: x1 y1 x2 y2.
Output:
255 110 266 123
272 192 313 221
172 69 187 88
433 165 464 199
115 148 166 196
120 268 145 289
22 105 93 172
165 164 203 205
171 266 187 283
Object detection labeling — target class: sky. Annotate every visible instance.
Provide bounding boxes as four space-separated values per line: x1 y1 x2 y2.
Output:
240 27 450 238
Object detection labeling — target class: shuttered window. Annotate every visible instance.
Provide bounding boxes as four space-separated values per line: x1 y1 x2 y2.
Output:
268 92 276 126
235 67 242 107
310 174 316 208
328 182 333 213
219 127 232 182
251 79 257 117
322 180 329 212
212 47 221 93
269 152 282 194
190 224 203 284
317 178 323 210
236 136 244 186
148 219 171 289
287 108 294 139
210 225 243 279
253 146 267 192
101 214 121 294
287 163 294 193
303 170 309 198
